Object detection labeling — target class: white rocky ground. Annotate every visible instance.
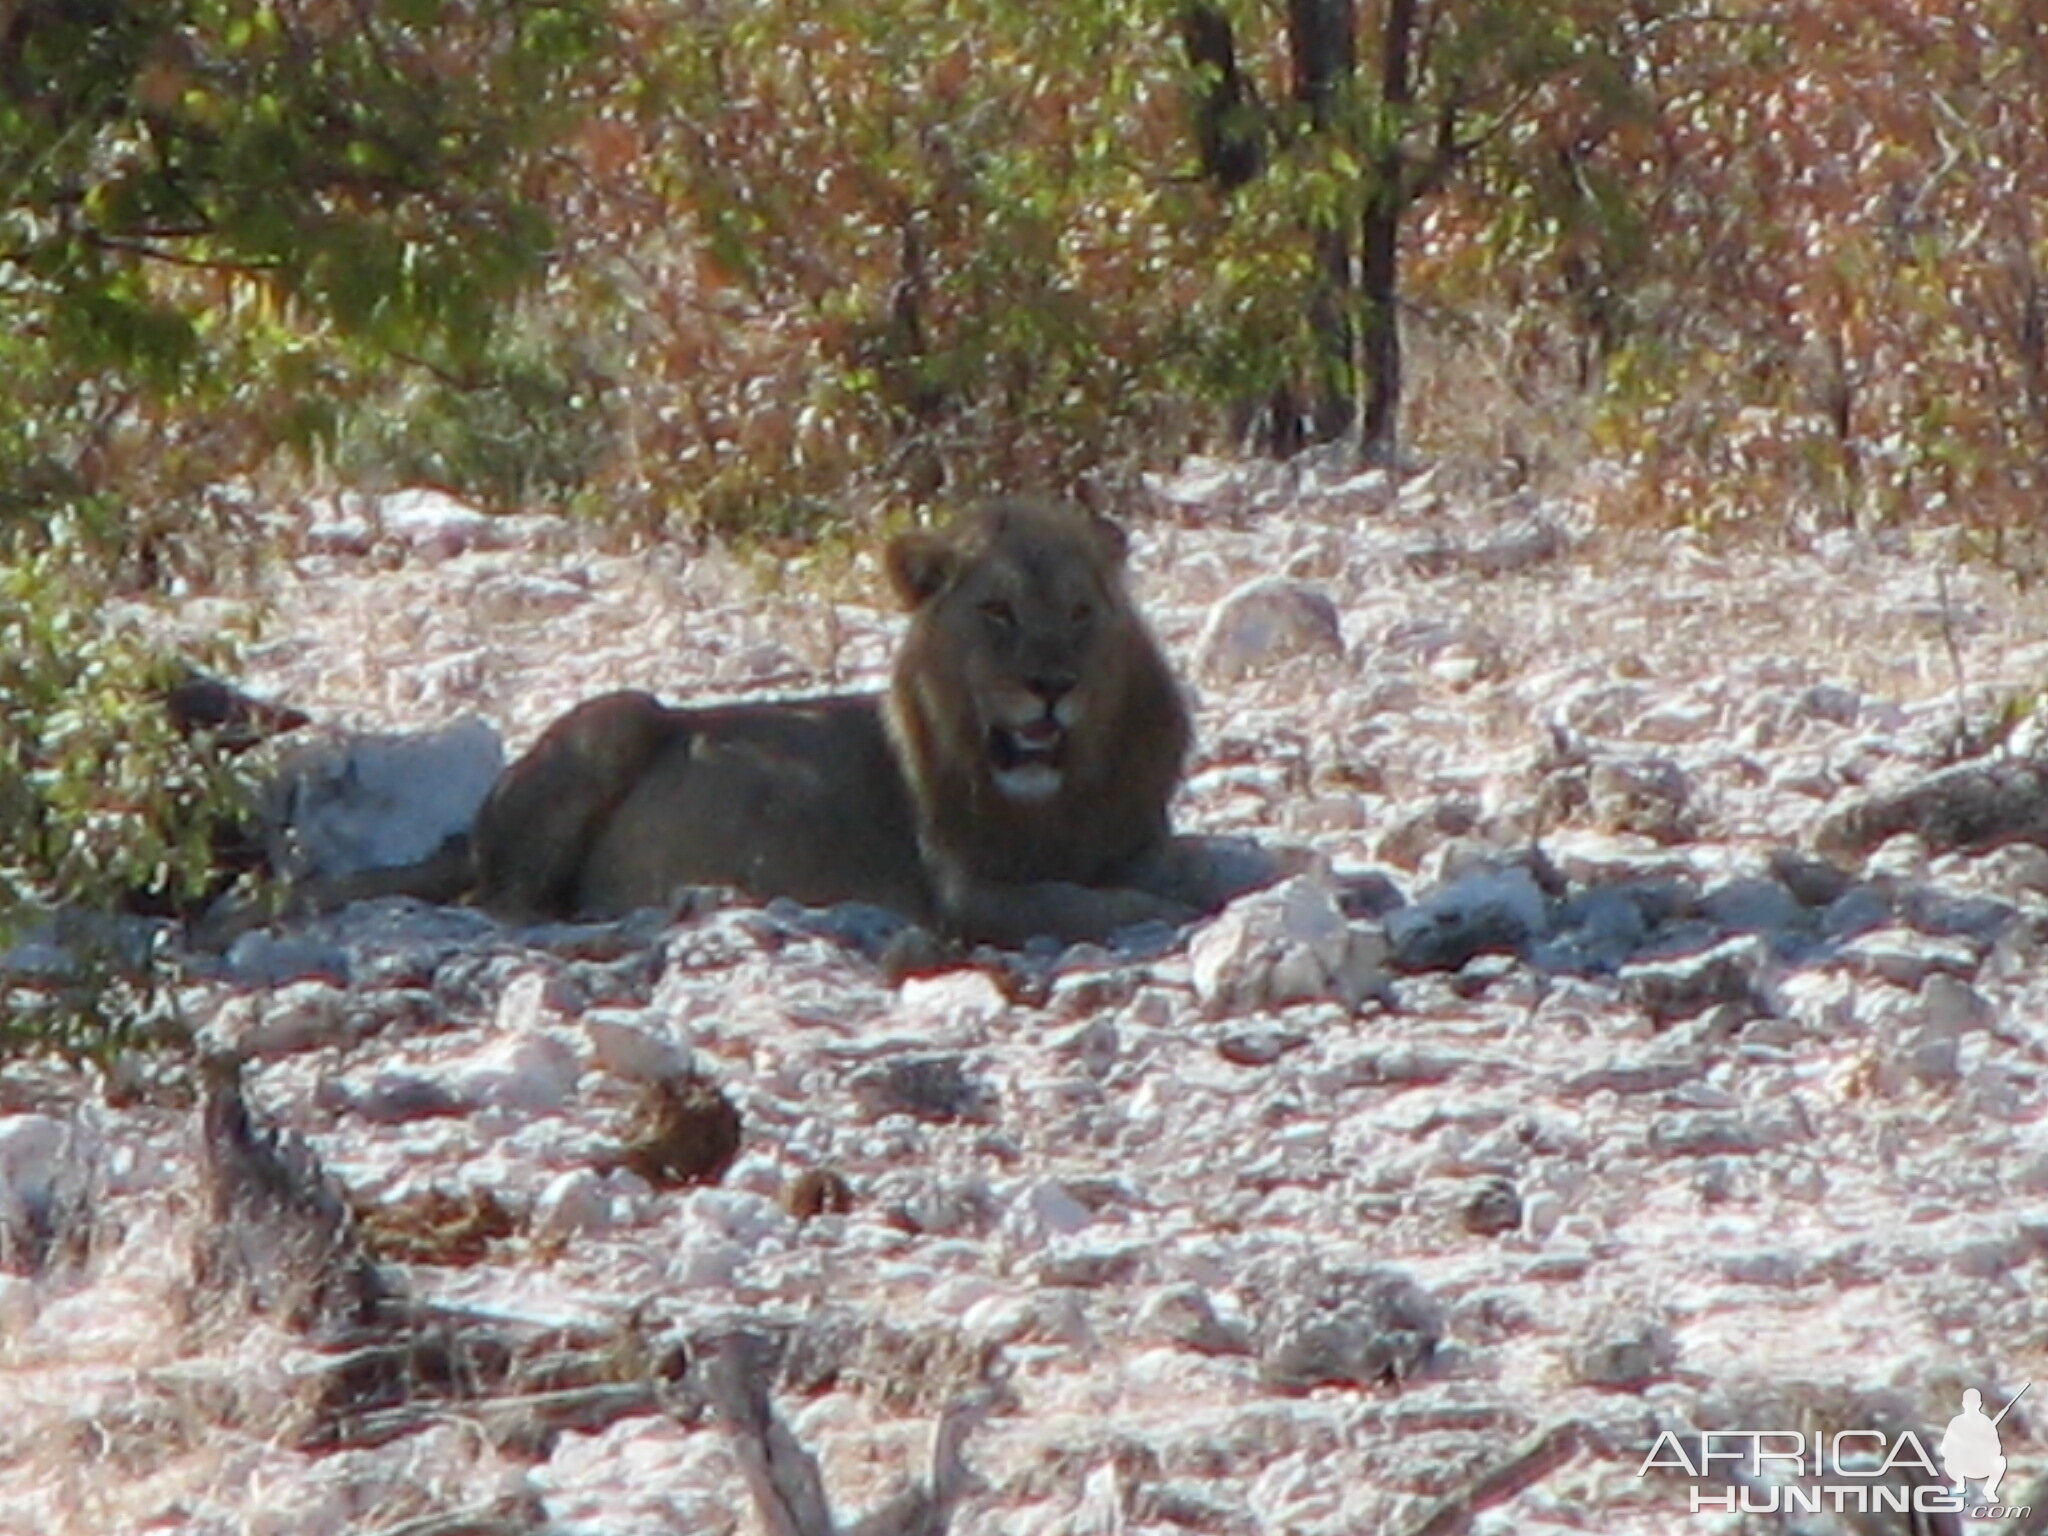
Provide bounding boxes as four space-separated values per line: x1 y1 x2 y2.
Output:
7 460 2048 1535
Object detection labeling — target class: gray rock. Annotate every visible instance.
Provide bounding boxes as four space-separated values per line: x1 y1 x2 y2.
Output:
532 1169 616 1240
1460 1176 1523 1237
1918 973 1992 1032
1835 928 1979 987
763 898 913 959
1766 848 1855 907
1257 1265 1442 1394
584 1009 689 1083
1194 577 1345 681
1033 1239 1146 1288
1569 1315 1677 1388
267 716 502 883
1588 755 1697 842
1190 876 1387 1015
218 929 353 988
1621 935 1768 1022
1560 1053 1704 1097
848 1052 998 1124
1899 887 2018 941
1700 877 1811 947
1715 1249 1807 1287
440 1030 582 1113
1402 516 1567 578
1648 1111 1763 1157
1819 883 1892 939
323 1070 466 1124
1952 1233 2029 1278
1538 886 1651 974
1216 1024 1310 1067
1386 864 1549 972
1334 868 1406 920
1815 753 2048 860
1135 1283 1252 1356
221 980 358 1059
370 487 505 557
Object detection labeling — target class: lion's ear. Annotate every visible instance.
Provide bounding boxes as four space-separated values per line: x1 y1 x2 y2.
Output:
885 531 960 609
1087 513 1130 568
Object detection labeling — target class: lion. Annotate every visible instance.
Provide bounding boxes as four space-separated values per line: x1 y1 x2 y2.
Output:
472 499 1269 945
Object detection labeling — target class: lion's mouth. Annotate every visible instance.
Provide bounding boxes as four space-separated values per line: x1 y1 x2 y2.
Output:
988 718 1066 801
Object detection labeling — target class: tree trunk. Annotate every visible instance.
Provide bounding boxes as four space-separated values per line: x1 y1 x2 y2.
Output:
1358 0 1416 464
1179 3 1264 193
1287 0 1358 450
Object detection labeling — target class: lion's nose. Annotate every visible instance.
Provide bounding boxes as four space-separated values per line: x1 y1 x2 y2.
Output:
1027 672 1076 706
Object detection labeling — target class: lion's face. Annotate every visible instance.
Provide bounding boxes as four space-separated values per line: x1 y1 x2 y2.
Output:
887 500 1151 805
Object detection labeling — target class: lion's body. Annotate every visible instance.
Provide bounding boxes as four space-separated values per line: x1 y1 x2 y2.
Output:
473 501 1236 944
577 694 927 921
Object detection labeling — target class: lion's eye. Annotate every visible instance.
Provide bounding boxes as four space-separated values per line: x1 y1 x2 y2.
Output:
980 599 1016 629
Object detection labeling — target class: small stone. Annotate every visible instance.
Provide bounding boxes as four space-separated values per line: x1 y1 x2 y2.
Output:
848 1052 998 1124
1952 1234 2028 1278
1048 968 1141 1018
1256 1265 1441 1394
1217 1024 1309 1067
1819 884 1891 939
1561 1055 1703 1097
1835 928 1979 988
1980 842 2048 897
1902 1023 1961 1084
898 970 1009 1030
1569 1316 1677 1389
1715 1249 1804 1287
267 716 502 885
1034 1239 1146 1287
1135 1283 1252 1356
1386 864 1549 972
1334 868 1406 920
999 1178 1096 1242
1460 1176 1522 1237
1522 1192 1565 1240
243 980 363 1058
1194 577 1345 681
1588 755 1696 842
1919 974 1992 1032
584 1009 687 1083
337 1070 465 1124
1766 848 1855 907
1700 878 1810 944
1190 876 1386 1015
373 487 501 557
783 1168 855 1220
0 1114 74 1263
1901 888 2017 941
1648 1111 1762 1157
532 1169 613 1240
443 1030 581 1113
1621 936 1767 1023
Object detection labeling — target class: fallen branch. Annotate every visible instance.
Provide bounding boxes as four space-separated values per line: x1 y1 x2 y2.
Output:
1396 1420 1583 1536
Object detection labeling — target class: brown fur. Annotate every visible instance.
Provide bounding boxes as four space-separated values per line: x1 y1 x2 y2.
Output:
473 501 1209 944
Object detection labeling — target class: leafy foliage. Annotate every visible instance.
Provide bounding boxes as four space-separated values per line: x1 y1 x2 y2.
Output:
0 0 604 961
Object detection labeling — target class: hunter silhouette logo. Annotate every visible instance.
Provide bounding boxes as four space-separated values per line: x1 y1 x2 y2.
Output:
1942 1384 2027 1502
1641 1381 2034 1520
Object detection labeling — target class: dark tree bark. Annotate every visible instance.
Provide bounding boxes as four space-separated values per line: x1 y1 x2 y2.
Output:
1287 0 1358 451
1358 0 1416 463
1179 3 1265 193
